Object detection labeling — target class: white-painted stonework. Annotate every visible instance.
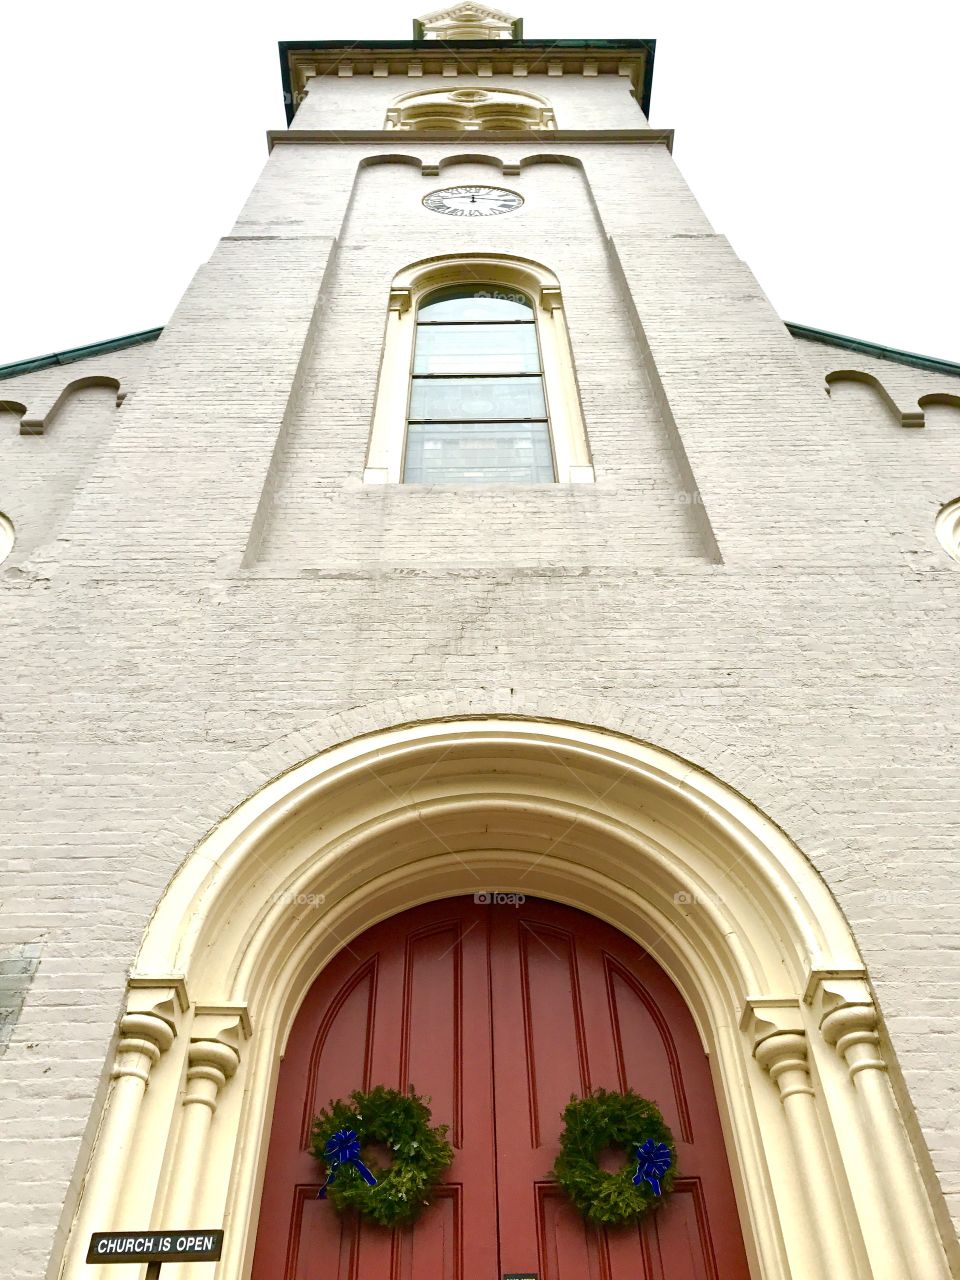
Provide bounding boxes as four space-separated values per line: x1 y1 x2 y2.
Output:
1 9 959 1280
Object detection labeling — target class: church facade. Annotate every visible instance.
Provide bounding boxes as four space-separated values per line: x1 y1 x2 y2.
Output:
2 6 960 1278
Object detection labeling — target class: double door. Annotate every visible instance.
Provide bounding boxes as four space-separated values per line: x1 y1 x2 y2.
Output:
251 897 750 1279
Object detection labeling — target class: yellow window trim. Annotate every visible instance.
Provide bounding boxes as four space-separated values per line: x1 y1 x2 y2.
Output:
364 254 594 485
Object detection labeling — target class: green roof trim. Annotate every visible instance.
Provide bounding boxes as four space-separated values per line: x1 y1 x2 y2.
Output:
0 327 162 382
786 322 960 378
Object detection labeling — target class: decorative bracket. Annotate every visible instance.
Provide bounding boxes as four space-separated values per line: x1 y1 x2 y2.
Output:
388 287 413 316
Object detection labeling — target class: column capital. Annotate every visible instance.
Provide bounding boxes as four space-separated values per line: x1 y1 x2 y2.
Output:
803 968 870 1014
741 999 815 1099
741 996 805 1045
113 980 188 1083
807 974 884 1078
127 973 189 1013
185 1005 252 1109
190 1003 252 1048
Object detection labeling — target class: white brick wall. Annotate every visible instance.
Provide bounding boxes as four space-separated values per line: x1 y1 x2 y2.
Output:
2 62 960 1280
293 71 649 131
0 344 152 566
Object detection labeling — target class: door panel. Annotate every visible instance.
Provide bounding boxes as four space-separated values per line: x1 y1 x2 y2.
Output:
251 902 498 1280
489 901 748 1280
251 898 750 1280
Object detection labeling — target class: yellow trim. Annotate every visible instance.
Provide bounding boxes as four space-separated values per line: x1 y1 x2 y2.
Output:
364 254 594 485
55 717 954 1280
386 86 557 132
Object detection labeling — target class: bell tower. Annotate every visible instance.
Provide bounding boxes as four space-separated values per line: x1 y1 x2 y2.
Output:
51 3 893 576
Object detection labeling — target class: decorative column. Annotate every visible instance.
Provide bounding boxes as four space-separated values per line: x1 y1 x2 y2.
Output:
810 975 950 1280
743 1000 860 1280
64 979 187 1279
363 286 412 484
539 287 594 483
162 1005 251 1226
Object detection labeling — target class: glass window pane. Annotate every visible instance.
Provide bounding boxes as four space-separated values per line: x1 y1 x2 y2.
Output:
404 421 555 484
413 323 540 375
409 376 546 422
418 286 533 323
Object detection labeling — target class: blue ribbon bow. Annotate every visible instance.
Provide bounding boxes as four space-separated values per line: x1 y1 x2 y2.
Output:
632 1139 672 1197
317 1128 378 1199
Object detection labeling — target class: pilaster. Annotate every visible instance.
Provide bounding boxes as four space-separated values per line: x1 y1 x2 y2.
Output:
49 229 342 574
809 975 950 1279
162 1005 252 1226
605 226 899 566
61 980 188 1280
742 999 860 1280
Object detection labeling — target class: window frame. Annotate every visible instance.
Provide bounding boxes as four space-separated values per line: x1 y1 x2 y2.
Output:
364 256 594 487
401 285 557 485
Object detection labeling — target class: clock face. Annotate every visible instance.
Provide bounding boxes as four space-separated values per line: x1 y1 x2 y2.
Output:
423 186 523 217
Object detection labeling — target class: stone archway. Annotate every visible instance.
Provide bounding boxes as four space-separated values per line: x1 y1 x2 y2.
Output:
57 717 953 1280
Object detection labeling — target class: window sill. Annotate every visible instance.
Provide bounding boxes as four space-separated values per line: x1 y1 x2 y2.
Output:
362 466 595 487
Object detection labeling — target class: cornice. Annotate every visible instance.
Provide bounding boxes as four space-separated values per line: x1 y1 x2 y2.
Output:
266 128 674 152
279 40 656 124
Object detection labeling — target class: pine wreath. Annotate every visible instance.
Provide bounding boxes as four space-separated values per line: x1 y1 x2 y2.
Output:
552 1088 677 1225
310 1085 453 1227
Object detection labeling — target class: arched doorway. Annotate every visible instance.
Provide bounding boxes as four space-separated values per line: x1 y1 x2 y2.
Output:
252 896 751 1279
54 716 955 1280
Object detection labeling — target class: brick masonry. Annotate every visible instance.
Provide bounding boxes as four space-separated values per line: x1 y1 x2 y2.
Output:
1 62 959 1279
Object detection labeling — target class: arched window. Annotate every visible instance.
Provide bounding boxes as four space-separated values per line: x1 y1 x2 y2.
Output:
404 286 554 484
386 88 556 132
364 256 593 486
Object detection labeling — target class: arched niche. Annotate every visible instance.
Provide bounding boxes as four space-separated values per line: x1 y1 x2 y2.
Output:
56 718 955 1280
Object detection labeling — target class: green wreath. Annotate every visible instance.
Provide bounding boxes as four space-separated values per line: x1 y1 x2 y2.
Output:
552 1088 677 1225
310 1085 453 1227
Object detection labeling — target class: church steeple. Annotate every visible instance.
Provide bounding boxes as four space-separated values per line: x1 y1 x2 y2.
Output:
413 3 521 40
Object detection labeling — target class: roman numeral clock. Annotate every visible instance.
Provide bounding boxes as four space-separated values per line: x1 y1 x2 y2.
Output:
423 185 524 216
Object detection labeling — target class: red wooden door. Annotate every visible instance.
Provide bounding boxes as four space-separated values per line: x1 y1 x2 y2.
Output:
251 898 750 1280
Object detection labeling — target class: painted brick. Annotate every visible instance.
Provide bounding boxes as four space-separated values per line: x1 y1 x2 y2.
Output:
1 60 959 1280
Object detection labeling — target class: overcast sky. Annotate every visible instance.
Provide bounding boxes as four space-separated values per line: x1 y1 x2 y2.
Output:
1 1 957 365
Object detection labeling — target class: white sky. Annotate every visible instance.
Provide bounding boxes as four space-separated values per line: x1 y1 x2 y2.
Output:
1 0 957 365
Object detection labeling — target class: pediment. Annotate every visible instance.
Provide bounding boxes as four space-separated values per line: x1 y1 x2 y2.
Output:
417 3 519 39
